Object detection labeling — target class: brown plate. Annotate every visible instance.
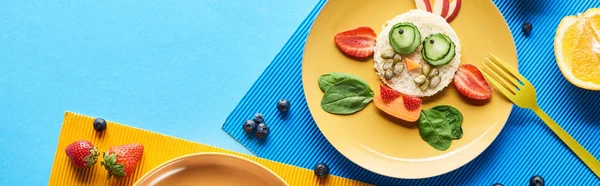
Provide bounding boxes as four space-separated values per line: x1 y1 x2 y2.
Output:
134 152 289 186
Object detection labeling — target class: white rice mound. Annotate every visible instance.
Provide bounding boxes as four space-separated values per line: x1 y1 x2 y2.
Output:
374 9 461 97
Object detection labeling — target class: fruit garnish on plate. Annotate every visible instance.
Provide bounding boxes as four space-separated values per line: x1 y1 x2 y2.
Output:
380 84 401 102
402 94 422 111
101 143 144 179
413 0 462 23
445 0 462 22
453 64 492 100
374 85 421 122
65 140 99 168
431 0 449 18
554 8 600 90
334 26 377 58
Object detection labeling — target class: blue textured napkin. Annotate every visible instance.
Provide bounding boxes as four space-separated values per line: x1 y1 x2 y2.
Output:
223 0 600 185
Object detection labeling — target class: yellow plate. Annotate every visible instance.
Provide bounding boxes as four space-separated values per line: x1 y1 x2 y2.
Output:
134 152 288 186
302 0 517 179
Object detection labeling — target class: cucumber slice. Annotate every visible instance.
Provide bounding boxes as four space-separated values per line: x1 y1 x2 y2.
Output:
423 34 451 60
422 33 456 66
423 41 456 67
389 23 421 55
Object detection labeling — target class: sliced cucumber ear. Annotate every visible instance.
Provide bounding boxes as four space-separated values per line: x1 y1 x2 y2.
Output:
389 22 421 55
422 33 456 67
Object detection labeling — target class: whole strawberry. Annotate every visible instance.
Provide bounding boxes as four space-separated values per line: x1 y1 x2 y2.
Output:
65 140 99 168
101 143 144 179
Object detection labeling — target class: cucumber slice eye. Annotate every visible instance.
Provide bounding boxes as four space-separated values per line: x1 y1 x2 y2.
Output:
389 23 421 55
422 33 456 67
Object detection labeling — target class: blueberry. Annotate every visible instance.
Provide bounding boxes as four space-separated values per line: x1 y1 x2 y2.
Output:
522 22 532 34
253 113 264 123
492 183 503 186
314 163 329 178
530 175 544 186
242 120 257 133
93 118 107 132
256 123 269 138
277 99 290 113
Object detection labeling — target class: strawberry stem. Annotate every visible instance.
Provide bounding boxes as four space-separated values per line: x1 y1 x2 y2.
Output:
83 147 99 167
101 152 126 179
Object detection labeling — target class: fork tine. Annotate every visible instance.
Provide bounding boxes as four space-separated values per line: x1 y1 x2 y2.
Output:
481 68 515 99
488 53 527 81
481 60 517 94
485 57 521 87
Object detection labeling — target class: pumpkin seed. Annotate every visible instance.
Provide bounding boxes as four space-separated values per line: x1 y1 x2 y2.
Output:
381 50 396 59
414 75 426 85
393 62 404 75
393 54 402 63
428 68 439 78
420 79 430 91
384 69 394 80
422 64 431 76
430 76 441 87
383 59 394 70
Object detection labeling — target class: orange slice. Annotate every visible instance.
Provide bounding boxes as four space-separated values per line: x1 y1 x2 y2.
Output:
555 8 600 90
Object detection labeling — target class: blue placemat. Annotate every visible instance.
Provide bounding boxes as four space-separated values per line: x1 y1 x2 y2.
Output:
222 0 600 185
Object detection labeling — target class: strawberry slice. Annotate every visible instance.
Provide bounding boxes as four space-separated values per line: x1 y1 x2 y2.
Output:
402 95 422 111
334 26 376 58
380 85 400 102
453 64 492 100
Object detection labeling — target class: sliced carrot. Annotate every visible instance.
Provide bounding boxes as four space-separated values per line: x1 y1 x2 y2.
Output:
404 58 422 72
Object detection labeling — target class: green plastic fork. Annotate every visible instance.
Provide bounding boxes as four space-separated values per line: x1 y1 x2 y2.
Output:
481 53 600 178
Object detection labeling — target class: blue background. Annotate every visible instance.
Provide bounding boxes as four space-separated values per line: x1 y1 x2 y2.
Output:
0 0 318 185
4 0 600 185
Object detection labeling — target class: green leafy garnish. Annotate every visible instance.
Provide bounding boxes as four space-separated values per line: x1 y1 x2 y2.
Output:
320 78 374 115
417 109 453 151
431 105 463 139
318 72 368 92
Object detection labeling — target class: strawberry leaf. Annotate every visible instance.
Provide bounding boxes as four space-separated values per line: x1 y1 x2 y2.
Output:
83 147 99 167
102 152 126 179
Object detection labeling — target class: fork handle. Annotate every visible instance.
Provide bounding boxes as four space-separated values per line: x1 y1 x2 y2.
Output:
532 106 600 178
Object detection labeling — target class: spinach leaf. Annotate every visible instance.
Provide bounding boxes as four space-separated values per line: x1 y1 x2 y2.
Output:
418 109 453 151
318 72 369 92
432 105 463 139
320 79 374 114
